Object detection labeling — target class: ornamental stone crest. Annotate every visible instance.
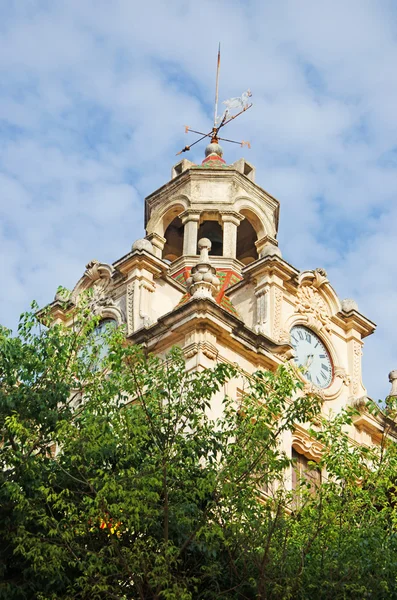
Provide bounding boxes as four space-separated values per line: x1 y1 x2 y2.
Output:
295 269 332 333
72 259 117 317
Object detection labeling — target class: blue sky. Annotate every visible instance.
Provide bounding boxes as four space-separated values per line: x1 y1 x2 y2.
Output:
1 0 397 399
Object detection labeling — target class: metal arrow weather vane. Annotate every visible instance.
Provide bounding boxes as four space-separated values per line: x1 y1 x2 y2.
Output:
176 43 253 156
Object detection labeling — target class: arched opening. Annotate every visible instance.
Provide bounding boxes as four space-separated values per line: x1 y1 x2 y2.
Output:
197 221 223 256
237 218 258 265
163 216 184 262
82 318 118 372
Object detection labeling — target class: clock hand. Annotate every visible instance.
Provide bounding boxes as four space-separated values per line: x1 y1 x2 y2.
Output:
306 354 314 368
302 354 314 371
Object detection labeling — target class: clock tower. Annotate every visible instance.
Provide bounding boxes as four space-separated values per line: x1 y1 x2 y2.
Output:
50 140 390 478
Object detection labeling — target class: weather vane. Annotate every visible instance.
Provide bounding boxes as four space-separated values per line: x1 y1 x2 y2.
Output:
176 44 253 156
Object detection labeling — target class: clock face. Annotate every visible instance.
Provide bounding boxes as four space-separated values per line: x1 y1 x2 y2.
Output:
290 325 333 388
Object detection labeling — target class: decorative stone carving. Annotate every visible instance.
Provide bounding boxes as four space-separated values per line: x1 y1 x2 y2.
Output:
341 298 358 312
184 345 198 359
54 288 71 302
186 238 220 300
299 268 328 290
255 286 268 334
87 282 114 316
272 287 283 341
292 429 323 461
389 370 397 397
126 282 135 335
279 328 291 344
334 366 351 386
202 342 218 360
83 259 113 282
352 341 363 396
295 284 332 334
275 347 296 362
349 396 367 410
72 259 116 316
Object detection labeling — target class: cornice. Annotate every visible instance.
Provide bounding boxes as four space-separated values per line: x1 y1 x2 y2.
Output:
144 167 280 227
113 249 169 277
228 255 298 293
168 255 244 278
128 297 292 364
333 309 376 339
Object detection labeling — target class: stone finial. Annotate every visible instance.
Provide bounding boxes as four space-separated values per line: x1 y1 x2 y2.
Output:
186 238 221 300
205 142 223 158
389 370 397 397
54 287 71 302
202 141 226 165
342 298 358 312
132 238 154 253
198 237 211 261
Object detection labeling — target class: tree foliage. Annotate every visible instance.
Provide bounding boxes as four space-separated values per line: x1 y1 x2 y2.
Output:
1 304 397 599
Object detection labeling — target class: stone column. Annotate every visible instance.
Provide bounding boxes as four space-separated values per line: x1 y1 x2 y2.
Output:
180 210 201 256
220 212 244 258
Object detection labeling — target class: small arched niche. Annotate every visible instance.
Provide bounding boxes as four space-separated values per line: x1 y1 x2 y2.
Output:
237 216 258 265
163 216 184 262
198 221 223 256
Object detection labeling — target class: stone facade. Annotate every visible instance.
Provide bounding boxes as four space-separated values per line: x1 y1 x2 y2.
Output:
48 145 396 488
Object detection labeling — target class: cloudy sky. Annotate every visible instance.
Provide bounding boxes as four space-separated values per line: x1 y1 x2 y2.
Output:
1 0 397 399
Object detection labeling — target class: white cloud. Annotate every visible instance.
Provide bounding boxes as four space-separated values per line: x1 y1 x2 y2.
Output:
0 0 396 400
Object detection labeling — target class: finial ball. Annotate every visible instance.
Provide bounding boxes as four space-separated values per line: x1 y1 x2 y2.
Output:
132 238 154 253
198 238 212 250
341 298 358 312
389 370 397 383
205 142 223 158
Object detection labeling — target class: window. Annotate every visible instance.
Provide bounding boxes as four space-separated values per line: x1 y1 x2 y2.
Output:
291 448 321 494
82 318 117 372
236 218 258 265
163 216 184 262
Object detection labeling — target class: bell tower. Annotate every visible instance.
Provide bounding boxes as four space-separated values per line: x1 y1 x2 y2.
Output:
145 140 280 286
47 50 393 475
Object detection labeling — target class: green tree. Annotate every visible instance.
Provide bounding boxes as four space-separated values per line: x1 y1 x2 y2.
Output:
1 303 397 599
